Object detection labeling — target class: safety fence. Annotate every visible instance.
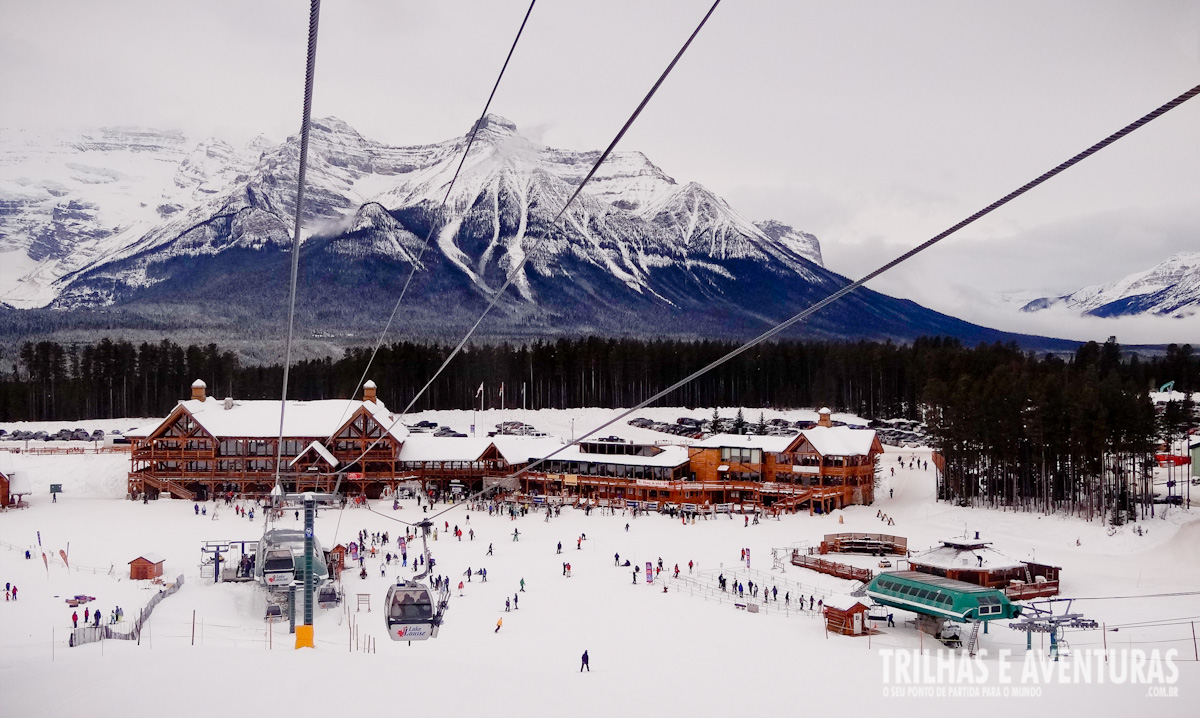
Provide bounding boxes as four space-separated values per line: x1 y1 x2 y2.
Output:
70 575 185 647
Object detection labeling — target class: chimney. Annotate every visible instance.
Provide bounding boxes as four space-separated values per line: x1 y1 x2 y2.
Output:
224 397 234 410
191 379 207 402
817 407 832 428
363 380 377 404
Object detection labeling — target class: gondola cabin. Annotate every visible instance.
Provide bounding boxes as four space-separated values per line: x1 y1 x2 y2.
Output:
386 580 439 641
865 571 1022 623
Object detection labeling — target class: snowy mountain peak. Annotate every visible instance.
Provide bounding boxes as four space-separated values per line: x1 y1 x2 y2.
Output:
754 220 824 268
1022 250 1200 318
470 113 521 140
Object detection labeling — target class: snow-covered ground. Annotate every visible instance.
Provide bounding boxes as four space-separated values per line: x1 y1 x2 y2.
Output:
1 408 1196 717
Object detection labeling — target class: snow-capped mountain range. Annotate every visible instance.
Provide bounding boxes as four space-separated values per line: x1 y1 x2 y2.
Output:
1021 252 1200 318
0 115 1073 348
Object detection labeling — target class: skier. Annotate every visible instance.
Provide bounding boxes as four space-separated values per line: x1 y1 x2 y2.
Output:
581 649 590 672
614 552 620 566
887 613 895 627
85 607 90 624
495 617 503 633
93 610 102 627
194 503 199 515
513 529 519 542
577 537 582 550
488 543 494 556
557 541 562 554
520 578 525 592
505 597 511 612
514 593 519 609
688 560 693 573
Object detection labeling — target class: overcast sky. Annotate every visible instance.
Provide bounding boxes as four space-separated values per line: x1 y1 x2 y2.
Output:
1 0 1197 343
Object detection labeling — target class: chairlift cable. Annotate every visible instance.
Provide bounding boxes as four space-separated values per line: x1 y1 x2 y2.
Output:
271 0 322 501
326 0 539 468
320 0 723 499
422 82 1200 522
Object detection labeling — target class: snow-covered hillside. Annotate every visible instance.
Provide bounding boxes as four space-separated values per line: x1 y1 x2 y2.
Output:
0 115 822 310
1 406 1196 717
1022 251 1200 318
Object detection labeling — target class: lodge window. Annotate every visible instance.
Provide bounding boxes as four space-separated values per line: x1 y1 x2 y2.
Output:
720 447 762 464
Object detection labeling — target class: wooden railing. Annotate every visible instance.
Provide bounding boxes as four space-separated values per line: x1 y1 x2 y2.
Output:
791 553 874 582
1004 580 1060 600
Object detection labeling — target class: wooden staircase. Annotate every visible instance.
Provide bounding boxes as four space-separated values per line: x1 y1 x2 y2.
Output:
141 476 196 501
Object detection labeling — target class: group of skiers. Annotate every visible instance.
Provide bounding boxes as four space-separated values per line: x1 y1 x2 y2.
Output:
71 604 122 628
4 582 16 601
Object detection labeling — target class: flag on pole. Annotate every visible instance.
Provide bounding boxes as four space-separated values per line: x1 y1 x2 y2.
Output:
498 383 505 402
475 383 484 398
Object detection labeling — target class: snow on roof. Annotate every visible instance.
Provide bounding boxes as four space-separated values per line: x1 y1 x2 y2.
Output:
691 433 795 452
824 593 867 612
145 397 407 441
907 542 1024 572
191 379 206 388
490 436 569 464
798 426 877 457
550 443 689 468
0 450 14 476
363 380 376 389
288 440 339 468
398 435 496 462
130 552 165 564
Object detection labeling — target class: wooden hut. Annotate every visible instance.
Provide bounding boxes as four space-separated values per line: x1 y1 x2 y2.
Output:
328 544 347 575
129 553 165 580
823 594 871 636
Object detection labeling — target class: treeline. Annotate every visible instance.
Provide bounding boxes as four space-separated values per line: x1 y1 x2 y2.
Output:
925 340 1196 523
0 336 1194 425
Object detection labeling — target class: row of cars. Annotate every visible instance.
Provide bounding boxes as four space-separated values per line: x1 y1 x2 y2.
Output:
1 427 117 442
870 419 930 448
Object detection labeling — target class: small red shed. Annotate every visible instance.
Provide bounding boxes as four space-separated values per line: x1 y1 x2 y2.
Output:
129 553 165 580
329 544 347 575
823 594 871 636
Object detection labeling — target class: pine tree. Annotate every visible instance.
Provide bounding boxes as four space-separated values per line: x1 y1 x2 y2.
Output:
710 406 721 433
733 408 747 435
755 411 768 435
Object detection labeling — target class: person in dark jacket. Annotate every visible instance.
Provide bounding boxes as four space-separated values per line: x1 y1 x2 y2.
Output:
581 650 590 671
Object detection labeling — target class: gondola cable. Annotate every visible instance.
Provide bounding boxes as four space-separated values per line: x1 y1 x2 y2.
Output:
315 0 724 498
324 0 539 463
421 82 1200 523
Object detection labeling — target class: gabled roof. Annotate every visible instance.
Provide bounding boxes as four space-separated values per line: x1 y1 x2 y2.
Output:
790 426 879 457
132 397 408 442
289 440 339 468
824 593 869 612
130 553 165 565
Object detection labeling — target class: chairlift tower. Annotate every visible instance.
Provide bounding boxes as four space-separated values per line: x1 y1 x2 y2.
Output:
1007 598 1098 661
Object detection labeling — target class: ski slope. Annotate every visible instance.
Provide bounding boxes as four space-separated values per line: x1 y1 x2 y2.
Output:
1 409 1196 718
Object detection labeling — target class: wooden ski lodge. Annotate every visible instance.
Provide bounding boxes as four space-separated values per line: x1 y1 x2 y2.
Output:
129 384 882 511
128 380 407 500
906 537 1061 600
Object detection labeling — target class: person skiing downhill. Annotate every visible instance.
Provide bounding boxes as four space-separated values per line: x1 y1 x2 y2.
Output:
581 650 590 672
495 617 503 633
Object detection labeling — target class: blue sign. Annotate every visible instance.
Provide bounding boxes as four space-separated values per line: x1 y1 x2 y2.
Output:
304 527 313 538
